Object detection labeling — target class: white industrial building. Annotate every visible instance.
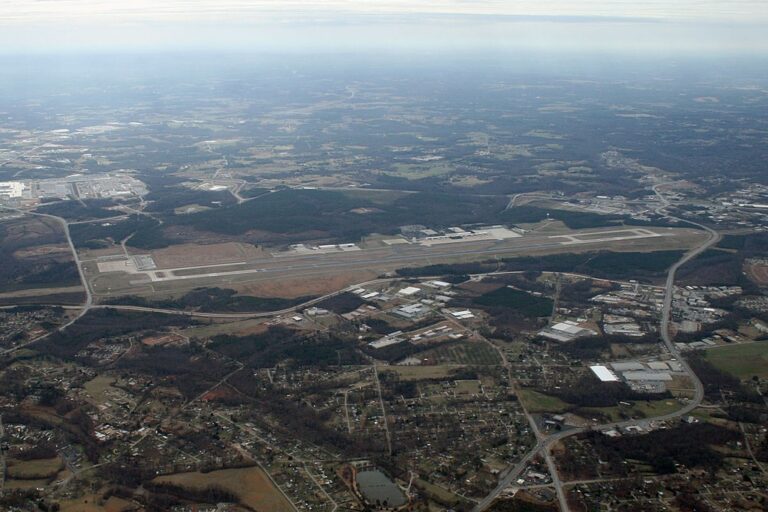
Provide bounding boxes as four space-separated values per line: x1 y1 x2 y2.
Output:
538 321 597 342
398 286 421 297
394 304 428 319
0 181 26 199
590 365 620 382
623 371 673 382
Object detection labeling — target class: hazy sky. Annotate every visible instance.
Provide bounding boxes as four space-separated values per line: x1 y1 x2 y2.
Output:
2 1 767 55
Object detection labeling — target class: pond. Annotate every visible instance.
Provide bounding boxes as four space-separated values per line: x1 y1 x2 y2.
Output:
356 469 407 508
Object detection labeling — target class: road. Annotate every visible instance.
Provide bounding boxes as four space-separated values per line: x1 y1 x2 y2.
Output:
0 205 94 355
0 269 667 357
473 184 720 512
0 414 5 496
372 364 393 456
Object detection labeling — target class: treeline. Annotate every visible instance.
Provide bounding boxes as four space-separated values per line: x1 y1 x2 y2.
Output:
585 423 740 474
717 232 768 254
560 279 620 302
0 219 80 291
686 352 762 403
70 214 159 249
106 287 313 313
398 250 684 281
501 205 625 229
115 346 234 399
36 198 117 221
554 335 657 361
315 291 365 314
142 482 240 505
678 232 768 289
362 338 454 364
0 291 85 306
32 308 197 359
143 188 236 213
678 249 751 287
209 326 363 368
545 375 671 408
170 189 510 243
473 286 554 318
488 498 559 512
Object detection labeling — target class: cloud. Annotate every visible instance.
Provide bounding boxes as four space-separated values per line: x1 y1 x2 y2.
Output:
1 1 768 23
1 1 767 54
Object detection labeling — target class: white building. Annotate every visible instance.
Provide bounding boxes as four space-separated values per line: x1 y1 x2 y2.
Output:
0 181 26 199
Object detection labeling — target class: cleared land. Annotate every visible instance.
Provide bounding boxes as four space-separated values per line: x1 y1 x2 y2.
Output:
152 466 293 512
518 389 571 414
704 341 768 379
745 261 768 286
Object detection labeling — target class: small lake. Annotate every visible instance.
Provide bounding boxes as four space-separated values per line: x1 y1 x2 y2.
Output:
356 469 407 508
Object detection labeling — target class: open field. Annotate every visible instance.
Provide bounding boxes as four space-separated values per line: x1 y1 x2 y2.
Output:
518 388 571 414
419 341 502 365
745 261 768 286
83 375 116 404
704 341 768 379
383 365 458 381
58 493 134 512
6 456 63 479
153 466 293 511
578 399 683 423
184 318 269 338
140 241 265 268
84 225 705 300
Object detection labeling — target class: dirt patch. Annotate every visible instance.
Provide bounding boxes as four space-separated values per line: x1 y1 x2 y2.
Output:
234 269 378 298
184 319 269 338
457 281 503 295
745 262 768 286
13 244 72 258
141 333 187 347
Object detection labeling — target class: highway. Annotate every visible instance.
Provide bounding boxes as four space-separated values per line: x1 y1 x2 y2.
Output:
0 414 5 497
0 205 94 355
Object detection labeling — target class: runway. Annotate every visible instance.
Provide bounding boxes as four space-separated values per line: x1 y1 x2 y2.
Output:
85 226 698 296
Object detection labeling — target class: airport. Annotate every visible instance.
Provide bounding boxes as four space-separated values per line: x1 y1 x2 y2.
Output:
82 225 704 299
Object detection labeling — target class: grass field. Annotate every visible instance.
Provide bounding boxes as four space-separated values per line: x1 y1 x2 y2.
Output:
83 375 116 404
385 365 457 381
579 399 683 422
6 456 63 479
414 478 464 506
58 493 134 512
704 341 768 379
153 466 293 511
420 341 502 365
518 388 571 414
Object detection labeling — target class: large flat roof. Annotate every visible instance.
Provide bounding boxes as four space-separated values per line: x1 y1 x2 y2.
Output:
590 365 620 382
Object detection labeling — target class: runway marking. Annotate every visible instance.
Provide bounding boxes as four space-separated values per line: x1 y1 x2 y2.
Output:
549 228 664 245
92 227 680 286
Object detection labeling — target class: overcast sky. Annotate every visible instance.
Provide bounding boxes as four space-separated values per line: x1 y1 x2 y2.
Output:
2 1 767 55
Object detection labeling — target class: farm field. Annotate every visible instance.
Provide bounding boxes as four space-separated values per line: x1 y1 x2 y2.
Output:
152 466 293 511
419 341 502 365
704 341 768 379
